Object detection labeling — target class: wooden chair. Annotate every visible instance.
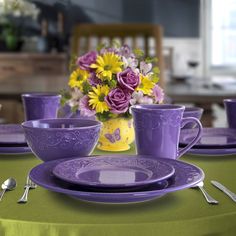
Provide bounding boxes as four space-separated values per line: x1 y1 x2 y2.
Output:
71 24 165 88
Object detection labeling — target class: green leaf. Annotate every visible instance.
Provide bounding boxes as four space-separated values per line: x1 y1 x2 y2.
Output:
60 89 71 99
151 74 159 83
82 81 91 94
71 105 79 113
107 79 117 89
96 43 107 51
69 55 78 72
108 113 119 119
153 66 160 74
59 89 72 106
122 111 132 119
60 97 67 106
145 57 158 64
111 39 121 48
133 48 144 58
96 112 111 122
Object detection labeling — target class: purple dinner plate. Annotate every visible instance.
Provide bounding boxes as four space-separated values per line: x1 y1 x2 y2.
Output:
180 128 236 148
29 155 204 204
0 146 31 154
0 124 27 146
186 147 236 156
52 156 175 188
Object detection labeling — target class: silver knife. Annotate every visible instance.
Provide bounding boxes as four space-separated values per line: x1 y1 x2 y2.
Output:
211 180 236 202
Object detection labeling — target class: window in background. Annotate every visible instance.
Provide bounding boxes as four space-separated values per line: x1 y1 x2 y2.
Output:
210 0 236 69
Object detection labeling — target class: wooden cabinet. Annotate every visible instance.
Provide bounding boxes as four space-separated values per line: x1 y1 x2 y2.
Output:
0 53 68 123
0 53 67 79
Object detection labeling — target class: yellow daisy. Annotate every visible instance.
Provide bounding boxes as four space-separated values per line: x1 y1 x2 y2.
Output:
137 74 155 95
88 85 110 113
68 68 90 90
90 52 123 80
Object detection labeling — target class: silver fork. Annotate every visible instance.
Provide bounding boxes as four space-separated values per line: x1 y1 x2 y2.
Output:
18 176 37 204
192 181 219 205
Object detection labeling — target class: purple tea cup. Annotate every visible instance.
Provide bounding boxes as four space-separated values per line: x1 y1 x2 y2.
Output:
183 107 203 129
224 99 236 128
131 104 202 159
22 93 61 121
22 118 101 162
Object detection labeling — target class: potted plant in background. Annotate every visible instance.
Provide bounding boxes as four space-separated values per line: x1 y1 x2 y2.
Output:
61 41 164 151
0 0 40 51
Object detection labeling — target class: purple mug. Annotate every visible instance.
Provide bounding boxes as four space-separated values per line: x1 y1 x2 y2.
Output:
224 99 236 128
22 93 61 121
131 104 202 159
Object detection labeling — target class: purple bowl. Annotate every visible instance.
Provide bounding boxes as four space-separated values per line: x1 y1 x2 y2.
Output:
183 107 203 129
22 118 101 162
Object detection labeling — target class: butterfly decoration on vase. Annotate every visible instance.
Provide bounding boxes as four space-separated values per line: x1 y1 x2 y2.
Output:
105 128 121 143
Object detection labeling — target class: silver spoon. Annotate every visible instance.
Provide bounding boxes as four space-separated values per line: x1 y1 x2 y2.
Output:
0 178 17 201
193 181 219 204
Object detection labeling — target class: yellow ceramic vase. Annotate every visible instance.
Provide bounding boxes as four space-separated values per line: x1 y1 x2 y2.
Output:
97 118 135 152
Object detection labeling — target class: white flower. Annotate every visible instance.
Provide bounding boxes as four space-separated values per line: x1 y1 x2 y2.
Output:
139 96 153 104
67 88 83 107
130 91 144 106
140 61 152 75
122 56 139 73
0 0 40 19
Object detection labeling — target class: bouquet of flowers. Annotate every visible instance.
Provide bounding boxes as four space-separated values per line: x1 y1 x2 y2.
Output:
62 41 164 121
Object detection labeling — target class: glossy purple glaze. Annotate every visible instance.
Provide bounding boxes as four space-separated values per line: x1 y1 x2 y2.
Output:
29 155 204 203
224 99 236 129
183 107 203 129
180 128 236 148
52 156 175 188
131 104 202 159
186 147 236 156
22 118 101 162
22 93 61 121
0 124 26 145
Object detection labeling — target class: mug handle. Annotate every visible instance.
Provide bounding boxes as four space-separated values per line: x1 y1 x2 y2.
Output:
177 117 202 158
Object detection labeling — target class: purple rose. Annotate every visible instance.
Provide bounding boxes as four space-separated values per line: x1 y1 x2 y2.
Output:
117 68 140 92
77 51 97 70
105 88 131 114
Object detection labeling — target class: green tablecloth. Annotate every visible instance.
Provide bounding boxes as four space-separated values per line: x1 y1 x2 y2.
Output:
0 146 236 236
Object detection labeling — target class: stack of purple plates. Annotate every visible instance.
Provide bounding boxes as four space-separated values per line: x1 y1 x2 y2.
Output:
0 124 31 154
29 155 204 204
180 128 236 156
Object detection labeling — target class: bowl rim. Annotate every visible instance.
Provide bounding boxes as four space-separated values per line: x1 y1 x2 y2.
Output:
21 93 61 98
22 118 102 130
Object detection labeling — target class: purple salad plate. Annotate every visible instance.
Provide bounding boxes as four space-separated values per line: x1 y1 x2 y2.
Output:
180 128 236 148
0 146 31 154
29 155 204 204
52 156 175 188
0 124 27 146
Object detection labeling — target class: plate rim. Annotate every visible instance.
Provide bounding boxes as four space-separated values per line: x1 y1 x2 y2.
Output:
52 156 176 188
180 127 236 148
0 124 27 145
29 155 205 201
